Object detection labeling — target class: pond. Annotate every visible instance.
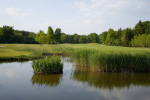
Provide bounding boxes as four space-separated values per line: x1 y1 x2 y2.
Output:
0 57 150 100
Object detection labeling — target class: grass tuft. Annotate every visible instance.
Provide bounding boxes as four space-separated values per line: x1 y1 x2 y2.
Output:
32 56 63 74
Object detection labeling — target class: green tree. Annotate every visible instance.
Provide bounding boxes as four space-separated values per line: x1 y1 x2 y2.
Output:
105 28 116 46
61 33 67 43
54 28 61 44
132 34 150 47
0 28 2 43
28 32 36 38
86 36 90 43
10 32 26 43
47 26 54 44
73 33 79 43
142 21 150 34
79 35 87 43
131 35 138 47
27 32 37 44
0 25 14 43
88 33 99 43
114 28 123 46
35 30 47 45
134 20 144 35
99 31 107 44
67 35 74 43
121 28 133 47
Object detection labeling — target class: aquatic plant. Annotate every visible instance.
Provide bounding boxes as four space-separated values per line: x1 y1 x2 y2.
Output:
71 49 150 72
32 56 63 74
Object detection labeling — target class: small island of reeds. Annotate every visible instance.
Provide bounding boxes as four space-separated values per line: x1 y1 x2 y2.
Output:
32 56 63 74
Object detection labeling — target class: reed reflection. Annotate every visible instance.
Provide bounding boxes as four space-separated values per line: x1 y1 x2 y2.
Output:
71 67 150 90
31 73 63 87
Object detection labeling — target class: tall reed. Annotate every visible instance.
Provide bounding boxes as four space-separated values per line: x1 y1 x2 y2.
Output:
71 49 150 72
32 56 63 74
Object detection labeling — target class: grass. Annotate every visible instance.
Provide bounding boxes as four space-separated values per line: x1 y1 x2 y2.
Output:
0 44 58 61
32 56 63 74
0 43 150 72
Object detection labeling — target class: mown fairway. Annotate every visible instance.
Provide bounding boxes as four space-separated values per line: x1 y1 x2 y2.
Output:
0 43 150 58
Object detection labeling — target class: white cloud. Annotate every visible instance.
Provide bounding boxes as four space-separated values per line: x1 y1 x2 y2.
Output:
70 0 150 30
74 0 150 17
82 20 91 25
75 1 90 12
0 7 33 17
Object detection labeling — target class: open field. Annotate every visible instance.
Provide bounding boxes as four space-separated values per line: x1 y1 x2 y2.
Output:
63 43 150 53
0 43 150 72
0 43 150 60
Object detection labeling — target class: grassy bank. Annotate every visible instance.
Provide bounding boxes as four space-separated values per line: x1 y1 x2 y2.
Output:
0 44 57 61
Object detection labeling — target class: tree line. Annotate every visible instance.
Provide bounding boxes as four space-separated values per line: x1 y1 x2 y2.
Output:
0 26 37 44
99 20 150 47
0 20 150 47
35 27 61 44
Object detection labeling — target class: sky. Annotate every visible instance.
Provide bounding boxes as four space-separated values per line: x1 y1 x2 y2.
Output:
0 0 150 35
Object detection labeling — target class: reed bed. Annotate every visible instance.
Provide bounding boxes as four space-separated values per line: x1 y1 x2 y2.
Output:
69 49 150 72
32 56 63 74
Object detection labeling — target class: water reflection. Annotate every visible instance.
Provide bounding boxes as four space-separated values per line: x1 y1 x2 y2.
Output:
1 57 150 100
31 73 63 87
71 67 150 90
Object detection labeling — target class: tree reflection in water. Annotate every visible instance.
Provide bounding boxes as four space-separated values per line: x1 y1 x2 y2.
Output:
71 67 150 90
31 73 63 87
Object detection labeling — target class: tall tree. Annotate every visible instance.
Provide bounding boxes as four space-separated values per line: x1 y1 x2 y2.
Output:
79 35 87 43
132 34 150 48
114 28 123 46
47 26 54 44
99 31 107 44
73 33 79 43
0 25 14 43
105 28 116 46
142 21 150 34
35 30 47 45
88 33 99 43
28 32 36 38
134 20 144 35
67 35 74 43
54 28 61 44
121 28 133 47
61 33 67 43
10 32 26 43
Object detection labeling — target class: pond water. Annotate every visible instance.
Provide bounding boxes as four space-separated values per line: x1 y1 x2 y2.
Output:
0 57 150 100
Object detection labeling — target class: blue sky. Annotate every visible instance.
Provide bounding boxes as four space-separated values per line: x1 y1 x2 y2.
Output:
0 0 150 35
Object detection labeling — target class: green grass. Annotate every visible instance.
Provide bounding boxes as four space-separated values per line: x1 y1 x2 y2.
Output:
32 56 63 74
0 43 150 72
0 44 58 61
